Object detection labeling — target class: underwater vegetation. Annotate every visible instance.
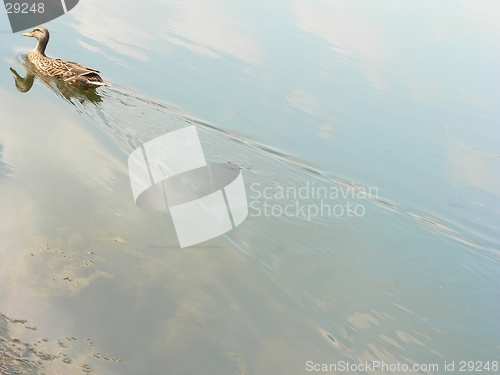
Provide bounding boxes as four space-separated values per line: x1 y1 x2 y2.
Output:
0 311 122 375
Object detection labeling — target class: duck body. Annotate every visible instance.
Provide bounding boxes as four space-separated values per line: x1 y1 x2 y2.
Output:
23 26 106 89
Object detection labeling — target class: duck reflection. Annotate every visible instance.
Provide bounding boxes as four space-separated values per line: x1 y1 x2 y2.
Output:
9 57 103 106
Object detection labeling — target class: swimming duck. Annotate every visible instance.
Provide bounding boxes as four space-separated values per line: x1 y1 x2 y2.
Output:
22 26 106 89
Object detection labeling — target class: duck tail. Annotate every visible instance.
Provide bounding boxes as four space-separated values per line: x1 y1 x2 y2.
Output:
88 81 109 87
63 76 109 88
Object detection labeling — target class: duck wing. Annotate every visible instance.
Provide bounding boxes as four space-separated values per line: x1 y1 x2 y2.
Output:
34 57 99 79
54 58 100 77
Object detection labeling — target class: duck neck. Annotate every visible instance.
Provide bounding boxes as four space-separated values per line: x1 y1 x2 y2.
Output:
35 34 49 55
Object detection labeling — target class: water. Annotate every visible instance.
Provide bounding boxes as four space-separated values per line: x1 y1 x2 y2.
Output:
0 0 499 374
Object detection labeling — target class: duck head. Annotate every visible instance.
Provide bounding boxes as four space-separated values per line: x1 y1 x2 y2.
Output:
22 26 49 54
9 67 35 93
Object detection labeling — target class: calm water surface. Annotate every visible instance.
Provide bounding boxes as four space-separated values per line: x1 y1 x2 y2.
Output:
0 0 499 374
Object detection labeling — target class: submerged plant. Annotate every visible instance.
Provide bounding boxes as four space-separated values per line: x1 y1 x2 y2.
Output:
0 312 122 375
226 352 249 375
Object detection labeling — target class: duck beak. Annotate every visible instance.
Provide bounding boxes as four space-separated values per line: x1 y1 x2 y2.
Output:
22 32 33 37
9 67 21 79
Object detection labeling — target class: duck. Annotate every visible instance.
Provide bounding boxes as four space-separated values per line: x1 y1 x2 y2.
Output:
22 26 107 89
